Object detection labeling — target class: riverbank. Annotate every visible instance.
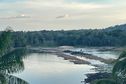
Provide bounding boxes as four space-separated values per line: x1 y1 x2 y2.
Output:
27 47 118 66
63 50 115 64
28 47 91 65
84 72 112 84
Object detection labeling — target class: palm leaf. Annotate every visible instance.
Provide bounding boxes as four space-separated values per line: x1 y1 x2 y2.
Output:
112 58 126 77
118 51 126 60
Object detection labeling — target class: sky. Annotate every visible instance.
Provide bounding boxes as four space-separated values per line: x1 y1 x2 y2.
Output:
0 0 126 31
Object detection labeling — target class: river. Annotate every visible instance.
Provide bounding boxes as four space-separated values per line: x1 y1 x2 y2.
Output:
0 48 121 84
14 53 95 84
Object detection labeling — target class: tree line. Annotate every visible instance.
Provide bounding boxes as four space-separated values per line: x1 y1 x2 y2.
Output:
11 24 126 47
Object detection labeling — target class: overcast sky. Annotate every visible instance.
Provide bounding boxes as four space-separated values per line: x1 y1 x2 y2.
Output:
0 0 126 31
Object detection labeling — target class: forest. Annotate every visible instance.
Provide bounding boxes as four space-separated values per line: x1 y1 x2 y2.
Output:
10 24 126 47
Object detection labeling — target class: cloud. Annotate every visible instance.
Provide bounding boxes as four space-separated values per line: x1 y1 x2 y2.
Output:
56 14 70 19
63 3 111 10
26 0 111 10
0 0 126 31
0 14 31 19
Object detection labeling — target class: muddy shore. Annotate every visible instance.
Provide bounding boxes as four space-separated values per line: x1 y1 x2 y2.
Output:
28 47 116 66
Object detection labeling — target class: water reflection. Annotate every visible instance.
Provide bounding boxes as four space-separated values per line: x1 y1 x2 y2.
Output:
0 48 29 84
14 53 95 84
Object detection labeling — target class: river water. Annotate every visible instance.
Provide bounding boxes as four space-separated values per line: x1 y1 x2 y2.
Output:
14 53 95 84
0 48 121 84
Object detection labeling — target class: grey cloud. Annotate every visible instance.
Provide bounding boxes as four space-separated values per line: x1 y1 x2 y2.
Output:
56 14 70 19
0 14 31 19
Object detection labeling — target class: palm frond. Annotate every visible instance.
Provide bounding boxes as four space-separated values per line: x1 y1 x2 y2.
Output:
112 58 126 77
118 51 126 60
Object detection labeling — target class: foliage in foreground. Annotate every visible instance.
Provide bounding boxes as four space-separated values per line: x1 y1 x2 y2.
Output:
0 29 12 56
0 29 29 84
92 51 126 84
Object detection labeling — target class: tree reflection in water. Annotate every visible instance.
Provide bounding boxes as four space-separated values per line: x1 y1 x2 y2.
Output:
0 48 29 84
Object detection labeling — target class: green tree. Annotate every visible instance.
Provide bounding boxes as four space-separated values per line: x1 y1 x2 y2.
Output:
0 29 12 56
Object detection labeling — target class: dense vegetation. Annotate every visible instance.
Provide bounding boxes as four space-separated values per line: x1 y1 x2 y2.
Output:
0 29 28 84
0 29 12 56
11 24 126 47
